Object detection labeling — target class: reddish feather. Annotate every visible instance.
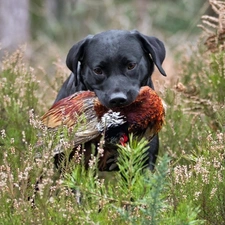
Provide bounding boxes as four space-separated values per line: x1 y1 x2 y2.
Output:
41 86 165 171
42 91 96 128
93 86 165 135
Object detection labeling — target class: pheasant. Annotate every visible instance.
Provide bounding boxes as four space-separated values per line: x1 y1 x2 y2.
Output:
41 86 165 171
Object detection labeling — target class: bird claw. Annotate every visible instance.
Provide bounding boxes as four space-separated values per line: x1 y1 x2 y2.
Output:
106 156 118 171
109 163 118 171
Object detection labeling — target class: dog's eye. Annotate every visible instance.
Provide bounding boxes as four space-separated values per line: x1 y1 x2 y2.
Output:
127 62 136 70
93 67 103 75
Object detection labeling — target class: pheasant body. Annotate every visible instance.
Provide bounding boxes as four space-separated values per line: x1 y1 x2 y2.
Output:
41 86 165 170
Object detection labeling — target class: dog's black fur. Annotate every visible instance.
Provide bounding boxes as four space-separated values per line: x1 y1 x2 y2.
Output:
54 30 166 170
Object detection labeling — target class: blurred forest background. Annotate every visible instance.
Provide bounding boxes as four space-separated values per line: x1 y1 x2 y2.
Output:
0 0 210 91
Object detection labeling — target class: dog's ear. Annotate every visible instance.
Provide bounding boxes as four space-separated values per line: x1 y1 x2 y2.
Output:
66 35 93 85
131 30 166 76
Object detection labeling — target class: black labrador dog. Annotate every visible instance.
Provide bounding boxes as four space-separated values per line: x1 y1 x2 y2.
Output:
54 29 166 170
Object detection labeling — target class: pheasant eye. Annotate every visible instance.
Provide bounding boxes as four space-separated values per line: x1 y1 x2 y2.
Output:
93 67 103 75
127 62 136 70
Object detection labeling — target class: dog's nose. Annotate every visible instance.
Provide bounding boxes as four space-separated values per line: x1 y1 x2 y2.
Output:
109 93 128 108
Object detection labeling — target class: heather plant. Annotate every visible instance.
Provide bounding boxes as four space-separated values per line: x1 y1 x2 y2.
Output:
0 47 39 149
169 130 225 224
0 47 40 207
64 137 203 225
0 64 203 224
159 1 225 224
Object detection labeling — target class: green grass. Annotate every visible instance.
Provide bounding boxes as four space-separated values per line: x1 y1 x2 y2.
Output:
1 30 225 225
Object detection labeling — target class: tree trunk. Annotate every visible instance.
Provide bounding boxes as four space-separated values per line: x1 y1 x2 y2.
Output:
0 0 30 50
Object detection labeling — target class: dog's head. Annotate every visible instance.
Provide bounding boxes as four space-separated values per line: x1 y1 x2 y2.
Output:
66 30 166 109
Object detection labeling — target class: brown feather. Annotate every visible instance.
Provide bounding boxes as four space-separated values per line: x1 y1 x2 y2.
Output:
41 91 97 128
94 86 165 138
41 86 165 170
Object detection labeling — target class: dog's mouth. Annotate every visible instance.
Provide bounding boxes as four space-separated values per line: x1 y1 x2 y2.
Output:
99 95 139 110
94 88 140 109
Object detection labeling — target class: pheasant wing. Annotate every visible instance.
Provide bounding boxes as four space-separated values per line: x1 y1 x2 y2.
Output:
42 91 102 147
